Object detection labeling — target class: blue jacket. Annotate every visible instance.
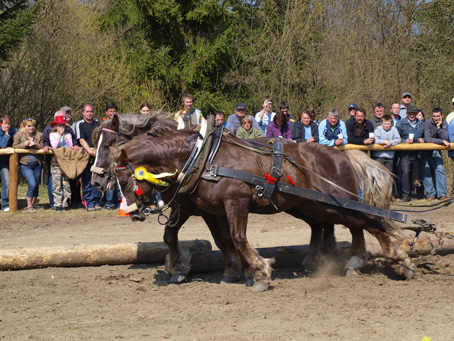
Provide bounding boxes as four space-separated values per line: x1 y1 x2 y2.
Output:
396 117 424 157
0 127 18 148
318 119 348 146
448 120 454 158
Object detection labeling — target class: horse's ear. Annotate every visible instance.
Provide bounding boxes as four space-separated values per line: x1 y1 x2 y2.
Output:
112 114 120 131
117 149 129 167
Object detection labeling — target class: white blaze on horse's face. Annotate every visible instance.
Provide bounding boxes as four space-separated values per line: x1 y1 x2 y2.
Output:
93 133 103 171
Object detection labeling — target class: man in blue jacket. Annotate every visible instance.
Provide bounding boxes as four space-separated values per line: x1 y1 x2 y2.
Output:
0 115 18 211
318 109 348 146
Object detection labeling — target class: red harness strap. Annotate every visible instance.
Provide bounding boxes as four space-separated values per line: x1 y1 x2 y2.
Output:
287 175 296 186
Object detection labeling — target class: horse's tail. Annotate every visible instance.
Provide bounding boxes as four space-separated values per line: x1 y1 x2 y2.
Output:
344 149 393 208
344 149 401 237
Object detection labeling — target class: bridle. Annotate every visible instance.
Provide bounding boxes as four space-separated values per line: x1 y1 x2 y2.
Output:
91 127 128 175
114 161 177 215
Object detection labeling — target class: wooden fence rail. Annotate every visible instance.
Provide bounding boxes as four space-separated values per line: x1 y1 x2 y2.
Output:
1 143 453 213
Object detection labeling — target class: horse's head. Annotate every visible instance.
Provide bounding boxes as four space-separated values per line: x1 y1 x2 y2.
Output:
91 114 121 191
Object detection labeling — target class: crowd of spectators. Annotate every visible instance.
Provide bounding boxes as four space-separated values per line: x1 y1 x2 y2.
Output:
227 93 454 202
1 91 453 212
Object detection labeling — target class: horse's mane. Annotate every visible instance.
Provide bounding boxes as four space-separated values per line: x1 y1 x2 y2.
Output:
92 111 177 145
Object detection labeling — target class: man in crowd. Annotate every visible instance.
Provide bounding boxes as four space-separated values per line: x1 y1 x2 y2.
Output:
445 97 454 124
61 106 76 133
174 94 204 129
396 104 425 202
318 109 348 146
279 101 295 126
215 111 230 130
399 92 412 119
255 96 275 134
76 103 102 211
43 110 78 209
346 107 375 145
105 102 118 120
422 108 449 200
227 103 263 135
390 102 401 125
345 103 358 125
370 102 385 129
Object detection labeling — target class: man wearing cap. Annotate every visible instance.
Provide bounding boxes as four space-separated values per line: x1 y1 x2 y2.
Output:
345 103 358 126
399 92 412 119
76 103 102 211
255 96 276 134
227 103 263 135
43 110 78 209
396 104 425 202
370 103 385 129
61 106 76 134
445 97 454 124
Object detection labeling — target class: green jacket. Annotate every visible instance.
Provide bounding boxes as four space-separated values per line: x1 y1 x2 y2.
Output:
236 126 263 139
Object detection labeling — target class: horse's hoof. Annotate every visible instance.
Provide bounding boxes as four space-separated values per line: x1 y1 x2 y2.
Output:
301 254 322 271
344 255 367 271
345 268 361 277
398 259 415 280
220 276 240 284
245 278 254 287
250 282 269 293
169 274 187 284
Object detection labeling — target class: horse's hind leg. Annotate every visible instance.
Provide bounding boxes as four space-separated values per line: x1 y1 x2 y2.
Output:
344 226 369 273
203 214 242 283
225 202 274 292
365 221 414 279
163 210 192 284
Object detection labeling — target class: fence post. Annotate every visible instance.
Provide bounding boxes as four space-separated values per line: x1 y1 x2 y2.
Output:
9 152 19 213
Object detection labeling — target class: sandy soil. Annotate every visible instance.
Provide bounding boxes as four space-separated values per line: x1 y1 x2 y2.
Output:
1 202 454 340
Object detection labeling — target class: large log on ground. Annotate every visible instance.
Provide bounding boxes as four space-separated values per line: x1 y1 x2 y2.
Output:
189 235 454 273
0 240 211 271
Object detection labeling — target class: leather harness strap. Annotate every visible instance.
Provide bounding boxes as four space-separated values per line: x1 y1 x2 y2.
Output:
262 141 283 198
201 164 407 223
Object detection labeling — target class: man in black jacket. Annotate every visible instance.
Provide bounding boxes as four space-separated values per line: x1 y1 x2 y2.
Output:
346 108 375 145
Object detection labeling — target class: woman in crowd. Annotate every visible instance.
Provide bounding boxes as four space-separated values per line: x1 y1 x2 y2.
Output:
49 116 73 212
139 102 151 115
292 110 319 143
13 118 43 213
236 116 263 139
0 115 18 212
266 111 292 139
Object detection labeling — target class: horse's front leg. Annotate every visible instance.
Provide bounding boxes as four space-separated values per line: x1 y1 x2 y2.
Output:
201 213 242 283
224 200 274 292
344 226 369 274
163 210 191 284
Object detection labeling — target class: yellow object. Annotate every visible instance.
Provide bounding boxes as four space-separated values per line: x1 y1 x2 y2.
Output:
134 167 177 187
421 337 431 341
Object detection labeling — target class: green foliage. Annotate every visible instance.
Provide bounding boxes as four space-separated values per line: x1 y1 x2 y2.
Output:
0 0 39 63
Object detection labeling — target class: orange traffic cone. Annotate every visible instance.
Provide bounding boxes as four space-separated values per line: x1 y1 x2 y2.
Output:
118 196 129 217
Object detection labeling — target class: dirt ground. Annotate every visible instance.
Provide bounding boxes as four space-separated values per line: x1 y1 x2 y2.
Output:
1 201 454 341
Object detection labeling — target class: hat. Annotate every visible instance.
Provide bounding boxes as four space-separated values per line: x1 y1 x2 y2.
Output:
348 103 358 110
235 103 247 111
50 115 67 127
60 106 72 112
406 104 418 113
402 92 412 98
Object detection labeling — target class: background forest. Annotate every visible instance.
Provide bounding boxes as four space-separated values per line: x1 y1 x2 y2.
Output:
1 0 454 129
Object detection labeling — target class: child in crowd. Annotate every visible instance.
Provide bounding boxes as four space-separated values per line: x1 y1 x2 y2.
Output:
373 115 401 173
13 118 43 213
49 116 73 212
0 115 18 212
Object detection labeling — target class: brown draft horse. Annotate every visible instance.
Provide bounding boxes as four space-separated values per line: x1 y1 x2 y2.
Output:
94 114 341 284
113 128 415 292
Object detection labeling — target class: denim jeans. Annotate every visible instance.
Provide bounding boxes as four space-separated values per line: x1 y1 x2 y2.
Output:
421 150 447 198
46 158 54 207
20 163 42 198
81 161 102 209
103 187 121 208
0 160 9 210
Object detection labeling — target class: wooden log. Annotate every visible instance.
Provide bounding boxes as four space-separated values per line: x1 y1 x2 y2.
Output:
0 240 211 271
9 152 19 213
190 236 454 273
